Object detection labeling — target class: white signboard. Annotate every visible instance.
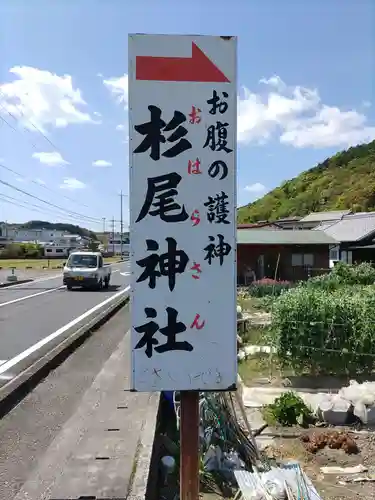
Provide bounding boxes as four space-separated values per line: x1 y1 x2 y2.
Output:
129 34 237 392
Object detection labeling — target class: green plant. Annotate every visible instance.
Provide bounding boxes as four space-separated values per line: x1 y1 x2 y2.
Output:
303 262 375 291
248 278 292 298
237 139 375 223
256 296 277 312
0 242 43 259
88 239 100 251
270 285 375 375
263 391 314 427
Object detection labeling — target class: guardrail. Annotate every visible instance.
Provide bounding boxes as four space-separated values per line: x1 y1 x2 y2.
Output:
0 286 130 403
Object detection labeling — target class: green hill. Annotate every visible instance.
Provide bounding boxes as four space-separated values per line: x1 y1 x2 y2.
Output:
237 140 375 223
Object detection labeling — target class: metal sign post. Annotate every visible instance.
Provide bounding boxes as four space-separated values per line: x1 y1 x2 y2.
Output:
128 34 237 500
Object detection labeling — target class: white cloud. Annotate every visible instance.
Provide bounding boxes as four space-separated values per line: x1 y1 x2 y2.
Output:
116 124 125 131
244 183 267 193
35 178 46 185
238 76 375 148
103 74 128 109
32 151 69 166
60 177 86 190
92 159 112 167
243 183 267 202
280 106 375 148
0 66 99 133
259 75 286 91
102 72 374 150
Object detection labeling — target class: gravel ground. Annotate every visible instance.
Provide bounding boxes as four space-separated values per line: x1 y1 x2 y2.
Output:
264 426 375 499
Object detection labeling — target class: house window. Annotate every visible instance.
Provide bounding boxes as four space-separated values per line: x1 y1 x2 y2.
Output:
292 253 314 267
330 247 339 261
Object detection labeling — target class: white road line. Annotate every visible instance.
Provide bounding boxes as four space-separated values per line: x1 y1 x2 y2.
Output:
120 271 131 276
0 285 131 374
0 286 65 308
0 360 7 366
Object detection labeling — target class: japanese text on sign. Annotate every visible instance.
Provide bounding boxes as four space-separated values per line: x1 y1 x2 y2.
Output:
129 34 237 391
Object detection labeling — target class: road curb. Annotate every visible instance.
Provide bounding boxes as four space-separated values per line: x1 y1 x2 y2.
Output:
0 279 34 288
128 392 160 500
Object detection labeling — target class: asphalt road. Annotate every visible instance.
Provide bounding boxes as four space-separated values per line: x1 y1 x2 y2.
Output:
0 260 131 362
0 305 133 500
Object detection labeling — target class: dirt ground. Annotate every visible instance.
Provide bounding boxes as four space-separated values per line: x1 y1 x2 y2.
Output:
262 426 375 499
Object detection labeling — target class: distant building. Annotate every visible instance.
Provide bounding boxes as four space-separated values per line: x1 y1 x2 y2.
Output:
105 231 130 255
237 228 336 283
274 216 303 230
43 234 88 257
313 211 375 267
0 225 90 257
297 210 351 230
4 227 68 242
237 222 282 230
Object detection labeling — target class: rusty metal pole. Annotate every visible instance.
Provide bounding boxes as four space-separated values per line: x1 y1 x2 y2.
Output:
180 391 200 500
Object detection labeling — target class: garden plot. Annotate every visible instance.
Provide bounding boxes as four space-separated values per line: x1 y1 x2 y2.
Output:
237 263 375 499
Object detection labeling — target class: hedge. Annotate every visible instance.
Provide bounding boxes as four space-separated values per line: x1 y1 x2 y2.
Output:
303 262 375 291
270 285 375 375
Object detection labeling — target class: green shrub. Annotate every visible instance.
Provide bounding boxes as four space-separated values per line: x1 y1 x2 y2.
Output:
0 243 24 259
0 242 43 259
248 278 292 298
303 262 375 291
263 391 314 427
270 285 375 375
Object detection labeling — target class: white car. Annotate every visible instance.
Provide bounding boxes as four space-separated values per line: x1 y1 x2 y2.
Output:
63 251 111 290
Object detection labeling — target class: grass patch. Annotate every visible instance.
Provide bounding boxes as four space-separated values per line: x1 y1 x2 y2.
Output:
0 256 120 269
237 295 273 313
241 324 272 345
238 354 274 382
238 353 295 386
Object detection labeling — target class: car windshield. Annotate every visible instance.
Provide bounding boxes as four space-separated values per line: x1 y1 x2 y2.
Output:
67 254 98 268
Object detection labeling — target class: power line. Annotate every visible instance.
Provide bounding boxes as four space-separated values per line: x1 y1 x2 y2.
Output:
0 194 73 222
0 101 40 151
0 162 89 208
0 90 60 152
0 178 101 224
0 192 101 226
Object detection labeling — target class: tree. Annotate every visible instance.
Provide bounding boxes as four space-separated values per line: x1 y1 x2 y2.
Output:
88 240 99 251
238 139 375 222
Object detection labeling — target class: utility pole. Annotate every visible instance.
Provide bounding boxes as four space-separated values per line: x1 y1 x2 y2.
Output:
120 191 124 257
111 217 115 255
102 217 106 234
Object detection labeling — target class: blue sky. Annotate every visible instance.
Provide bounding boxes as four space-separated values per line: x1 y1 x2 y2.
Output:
0 0 373 232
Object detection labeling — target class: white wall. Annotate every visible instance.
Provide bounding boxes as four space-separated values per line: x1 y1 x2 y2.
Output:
6 228 67 242
44 247 70 257
106 243 130 254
